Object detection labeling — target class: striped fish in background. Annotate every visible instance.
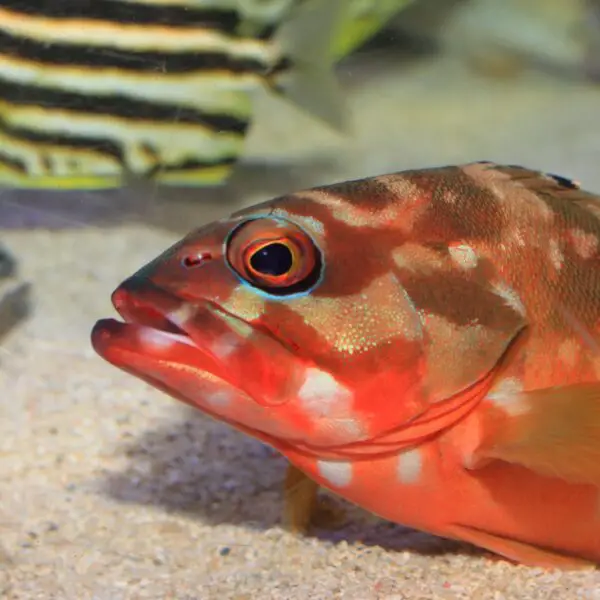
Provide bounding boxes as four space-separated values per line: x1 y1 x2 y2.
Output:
0 0 412 190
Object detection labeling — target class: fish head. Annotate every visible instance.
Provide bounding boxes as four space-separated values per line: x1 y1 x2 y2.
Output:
92 170 527 458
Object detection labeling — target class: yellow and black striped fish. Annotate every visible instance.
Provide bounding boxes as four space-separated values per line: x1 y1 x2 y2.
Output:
0 0 413 190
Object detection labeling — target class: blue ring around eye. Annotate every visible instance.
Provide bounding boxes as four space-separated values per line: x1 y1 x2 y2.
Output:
223 216 325 300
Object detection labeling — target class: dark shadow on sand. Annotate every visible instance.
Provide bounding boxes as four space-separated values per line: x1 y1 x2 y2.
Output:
100 406 480 561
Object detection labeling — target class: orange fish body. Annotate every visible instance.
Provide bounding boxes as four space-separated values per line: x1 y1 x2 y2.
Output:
92 162 600 568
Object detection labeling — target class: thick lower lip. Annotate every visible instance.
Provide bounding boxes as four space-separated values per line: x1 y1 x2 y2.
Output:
90 284 299 449
91 316 195 358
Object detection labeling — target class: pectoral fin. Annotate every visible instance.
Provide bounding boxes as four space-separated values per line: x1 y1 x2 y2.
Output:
470 383 600 486
284 463 320 533
449 524 595 569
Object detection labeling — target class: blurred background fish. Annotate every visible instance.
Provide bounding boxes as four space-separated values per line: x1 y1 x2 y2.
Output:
0 0 413 190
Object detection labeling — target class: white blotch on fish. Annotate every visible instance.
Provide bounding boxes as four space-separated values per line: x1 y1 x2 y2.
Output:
298 368 352 417
317 459 353 488
570 228 598 259
448 244 479 269
205 389 232 408
396 448 423 484
490 281 527 317
485 377 528 416
549 239 564 270
211 333 240 359
167 303 196 328
137 326 196 349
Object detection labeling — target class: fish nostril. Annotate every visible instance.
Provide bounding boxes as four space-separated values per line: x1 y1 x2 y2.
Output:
181 251 212 269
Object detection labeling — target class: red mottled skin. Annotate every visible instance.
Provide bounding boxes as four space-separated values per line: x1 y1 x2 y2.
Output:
92 162 600 568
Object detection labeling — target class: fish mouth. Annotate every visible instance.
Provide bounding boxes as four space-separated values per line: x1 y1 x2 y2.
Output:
91 281 304 448
91 282 229 383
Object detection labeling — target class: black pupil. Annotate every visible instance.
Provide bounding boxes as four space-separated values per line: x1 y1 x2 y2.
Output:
249 243 293 277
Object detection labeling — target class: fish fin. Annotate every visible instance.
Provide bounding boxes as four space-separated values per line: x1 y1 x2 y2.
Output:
474 162 600 203
283 463 345 532
274 0 350 132
284 463 320 533
470 383 600 486
330 0 414 61
449 524 596 569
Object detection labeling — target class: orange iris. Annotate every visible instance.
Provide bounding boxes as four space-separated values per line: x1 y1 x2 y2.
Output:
226 218 320 293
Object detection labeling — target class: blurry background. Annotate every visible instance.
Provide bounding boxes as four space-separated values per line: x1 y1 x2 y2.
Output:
2 0 600 231
1 1 600 597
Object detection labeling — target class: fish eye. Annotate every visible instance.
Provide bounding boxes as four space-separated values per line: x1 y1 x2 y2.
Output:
226 218 322 295
249 242 293 276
